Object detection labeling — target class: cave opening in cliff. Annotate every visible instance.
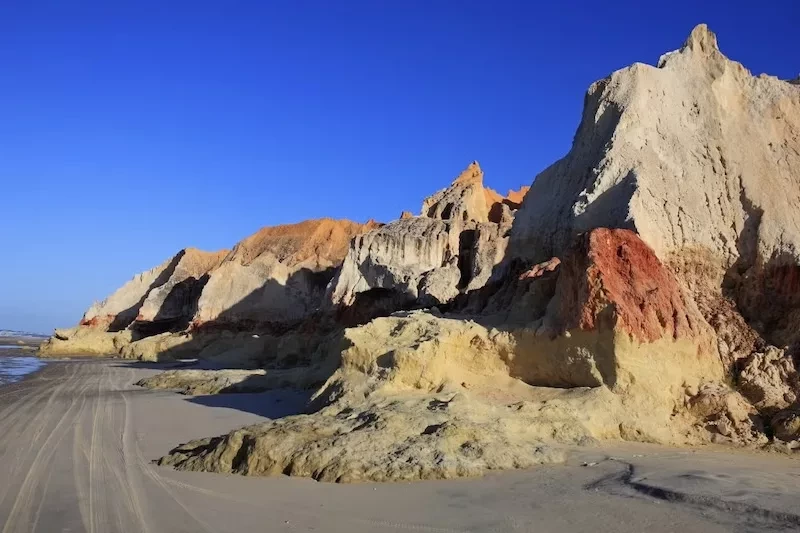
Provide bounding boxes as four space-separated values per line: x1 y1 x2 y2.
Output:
457 229 476 289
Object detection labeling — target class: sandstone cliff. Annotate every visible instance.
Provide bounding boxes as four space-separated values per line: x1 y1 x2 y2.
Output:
155 25 800 481
45 24 800 480
328 161 528 312
192 218 379 327
40 219 377 357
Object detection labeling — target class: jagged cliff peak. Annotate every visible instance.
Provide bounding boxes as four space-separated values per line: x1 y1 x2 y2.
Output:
452 160 484 185
511 23 800 270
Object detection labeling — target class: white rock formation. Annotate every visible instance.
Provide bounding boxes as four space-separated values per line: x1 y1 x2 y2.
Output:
510 24 800 269
328 162 527 309
136 248 228 324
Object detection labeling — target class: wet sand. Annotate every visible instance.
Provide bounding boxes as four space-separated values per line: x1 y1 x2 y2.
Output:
1 359 799 533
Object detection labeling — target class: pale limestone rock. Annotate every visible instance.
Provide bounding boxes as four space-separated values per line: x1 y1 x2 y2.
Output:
136 248 228 324
510 24 800 269
136 369 269 395
422 161 493 223
771 406 800 442
418 264 461 306
81 254 181 329
118 332 205 362
39 327 133 357
328 162 525 310
328 217 453 306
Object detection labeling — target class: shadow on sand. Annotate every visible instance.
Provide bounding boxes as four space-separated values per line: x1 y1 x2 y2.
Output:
186 388 313 419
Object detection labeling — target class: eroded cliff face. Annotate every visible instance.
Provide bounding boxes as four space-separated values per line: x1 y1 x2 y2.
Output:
192 218 379 328
44 24 800 480
511 25 800 266
328 161 528 313
39 219 378 357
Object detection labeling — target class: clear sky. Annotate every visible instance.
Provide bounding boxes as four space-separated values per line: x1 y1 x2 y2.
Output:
1 1 797 333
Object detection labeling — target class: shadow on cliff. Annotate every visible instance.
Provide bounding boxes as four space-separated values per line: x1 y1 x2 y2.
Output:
106 252 186 332
722 189 800 347
124 266 355 417
133 274 211 337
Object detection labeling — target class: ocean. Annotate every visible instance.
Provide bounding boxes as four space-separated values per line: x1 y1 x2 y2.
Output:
0 346 45 386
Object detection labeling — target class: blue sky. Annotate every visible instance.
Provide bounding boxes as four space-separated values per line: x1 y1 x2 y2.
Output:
1 1 797 333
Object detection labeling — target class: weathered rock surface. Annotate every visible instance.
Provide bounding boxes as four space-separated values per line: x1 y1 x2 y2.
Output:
738 346 799 414
136 248 228 325
136 369 271 395
159 229 726 480
328 161 527 312
193 218 378 327
771 406 800 442
158 391 568 482
39 327 133 357
79 253 187 331
41 218 376 358
510 25 800 270
687 383 767 446
48 25 800 483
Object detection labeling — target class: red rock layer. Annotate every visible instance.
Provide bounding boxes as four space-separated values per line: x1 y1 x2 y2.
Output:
551 228 706 343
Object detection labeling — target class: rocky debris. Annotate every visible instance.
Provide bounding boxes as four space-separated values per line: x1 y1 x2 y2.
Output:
737 346 800 414
417 264 461 307
771 406 800 442
509 24 800 274
687 383 767 445
136 369 268 395
518 257 561 280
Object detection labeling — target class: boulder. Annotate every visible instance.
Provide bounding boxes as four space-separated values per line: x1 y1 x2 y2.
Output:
328 217 453 307
39 327 133 357
771 406 800 442
687 383 767 445
737 346 800 414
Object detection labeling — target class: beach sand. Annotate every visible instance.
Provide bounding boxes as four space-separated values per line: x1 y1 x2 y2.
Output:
1 360 799 533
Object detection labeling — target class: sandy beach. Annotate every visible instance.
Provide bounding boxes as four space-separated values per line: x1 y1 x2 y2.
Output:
0 360 797 533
